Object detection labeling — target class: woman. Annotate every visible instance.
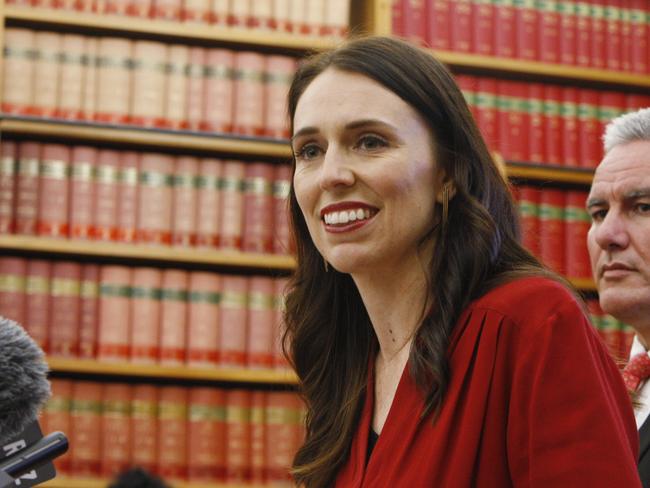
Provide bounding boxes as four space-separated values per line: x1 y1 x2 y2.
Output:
283 36 639 487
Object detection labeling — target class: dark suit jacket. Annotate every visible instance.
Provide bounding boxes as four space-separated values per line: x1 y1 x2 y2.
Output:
639 417 650 486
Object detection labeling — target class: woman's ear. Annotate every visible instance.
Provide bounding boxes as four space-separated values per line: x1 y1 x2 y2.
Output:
435 180 456 204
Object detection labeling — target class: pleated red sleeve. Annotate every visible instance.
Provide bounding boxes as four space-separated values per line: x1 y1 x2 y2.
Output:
335 277 640 487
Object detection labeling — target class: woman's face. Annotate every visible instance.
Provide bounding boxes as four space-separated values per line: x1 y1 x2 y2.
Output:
291 68 441 276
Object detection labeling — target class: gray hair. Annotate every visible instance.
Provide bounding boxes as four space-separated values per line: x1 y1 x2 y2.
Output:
603 107 650 154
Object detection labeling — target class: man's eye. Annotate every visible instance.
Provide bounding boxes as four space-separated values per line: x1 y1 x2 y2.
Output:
636 203 650 214
357 135 388 151
590 209 607 222
295 144 322 161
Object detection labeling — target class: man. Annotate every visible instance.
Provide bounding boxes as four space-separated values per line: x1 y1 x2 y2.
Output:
587 107 650 486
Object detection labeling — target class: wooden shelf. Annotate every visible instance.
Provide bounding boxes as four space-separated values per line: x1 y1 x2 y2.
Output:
506 162 594 185
4 5 339 53
570 277 597 292
47 357 298 385
0 235 296 271
41 476 265 488
433 49 650 90
0 117 293 159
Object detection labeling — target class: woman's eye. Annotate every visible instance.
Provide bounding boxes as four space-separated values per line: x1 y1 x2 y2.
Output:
357 134 388 151
295 144 322 161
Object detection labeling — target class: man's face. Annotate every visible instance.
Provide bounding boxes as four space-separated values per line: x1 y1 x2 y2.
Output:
586 140 650 329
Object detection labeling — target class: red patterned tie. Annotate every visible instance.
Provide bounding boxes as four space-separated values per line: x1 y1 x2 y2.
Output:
622 353 650 391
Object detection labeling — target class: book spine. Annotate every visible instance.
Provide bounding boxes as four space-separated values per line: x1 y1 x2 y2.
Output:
78 264 99 359
219 275 248 367
100 384 132 477
116 151 139 243
130 41 168 128
202 48 235 133
538 0 560 63
70 381 103 476
188 387 226 481
450 0 473 52
605 0 623 70
97 265 132 361
15 142 41 236
37 144 70 238
273 277 290 370
322 0 350 38
246 276 275 368
629 0 648 73
172 156 199 247
129 267 162 363
233 52 265 136
426 0 451 50
196 158 223 248
577 89 601 169
159 269 189 365
2 29 35 115
182 0 211 23
31 32 60 118
494 0 516 57
81 38 98 121
591 0 607 68
151 0 182 20
219 161 245 250
94 150 120 241
402 0 427 45
264 55 295 139
558 1 577 65
265 392 302 482
250 391 266 484
528 83 546 163
57 34 85 120
0 141 17 235
0 257 27 324
515 0 539 60
24 260 51 352
229 0 250 26
95 38 132 125
560 87 579 167
185 47 206 131
137 153 174 245
475 78 499 152
272 0 292 32
130 385 159 474
225 389 252 482
42 379 73 474
304 0 325 36
273 164 293 255
49 261 82 357
243 162 274 253
69 146 97 240
472 0 494 55
539 189 566 274
575 1 592 67
187 272 221 366
516 185 541 256
166 45 189 130
157 387 188 480
564 190 592 279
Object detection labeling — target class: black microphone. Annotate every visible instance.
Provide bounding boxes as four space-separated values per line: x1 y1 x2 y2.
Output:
0 316 68 487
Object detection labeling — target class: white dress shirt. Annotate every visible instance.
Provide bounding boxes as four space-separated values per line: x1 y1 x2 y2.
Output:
629 335 650 429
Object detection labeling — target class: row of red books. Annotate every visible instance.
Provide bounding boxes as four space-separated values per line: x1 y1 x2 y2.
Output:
512 186 592 279
3 28 297 137
394 0 650 74
586 298 634 361
43 379 304 484
0 140 294 254
456 74 650 168
7 0 350 39
0 257 291 369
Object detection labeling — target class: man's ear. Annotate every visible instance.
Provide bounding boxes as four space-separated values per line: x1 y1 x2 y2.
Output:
435 180 457 203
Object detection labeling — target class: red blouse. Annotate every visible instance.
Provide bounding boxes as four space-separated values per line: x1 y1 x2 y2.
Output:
335 277 640 487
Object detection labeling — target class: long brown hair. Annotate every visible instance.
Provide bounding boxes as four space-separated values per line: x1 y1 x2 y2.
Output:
283 36 551 487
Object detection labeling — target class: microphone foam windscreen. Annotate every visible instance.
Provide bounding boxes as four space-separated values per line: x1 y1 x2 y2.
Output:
0 316 51 444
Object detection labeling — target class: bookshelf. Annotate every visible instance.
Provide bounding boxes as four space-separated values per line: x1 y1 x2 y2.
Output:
48 357 298 384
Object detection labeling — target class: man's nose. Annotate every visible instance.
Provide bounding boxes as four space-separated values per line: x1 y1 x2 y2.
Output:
594 210 630 251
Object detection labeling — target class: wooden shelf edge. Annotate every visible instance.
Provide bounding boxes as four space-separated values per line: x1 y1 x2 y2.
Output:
41 476 266 488
433 49 650 89
47 357 298 384
0 235 296 270
4 5 339 52
0 117 293 158
506 162 594 185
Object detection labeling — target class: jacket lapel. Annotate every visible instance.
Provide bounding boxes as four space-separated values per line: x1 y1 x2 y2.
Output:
638 415 650 462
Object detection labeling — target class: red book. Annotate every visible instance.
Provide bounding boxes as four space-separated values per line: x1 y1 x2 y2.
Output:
188 388 226 482
225 389 252 482
49 261 81 357
182 0 211 23
100 384 132 477
560 87 579 167
116 151 139 243
0 257 27 324
402 0 426 45
196 158 223 248
31 32 60 119
537 0 559 63
94 150 120 241
137 153 174 245
475 78 499 152
202 49 235 134
538 188 565 274
250 391 266 484
0 141 17 235
515 0 538 60
81 38 98 121
37 144 70 238
69 146 97 240
127 0 150 16
265 392 302 483
273 277 290 370
42 379 73 475
185 47 206 131
57 34 85 120
151 0 181 20
620 0 631 72
575 0 592 67
130 267 162 363
497 80 529 162
78 264 99 359
494 0 516 58
24 260 51 353
172 156 199 247
70 381 102 476
577 89 601 169
187 271 221 366
591 0 607 68
15 142 41 236
264 55 296 139
450 0 473 52
605 0 623 71
456 74 478 120
229 0 250 26
219 160 246 251
233 52 265 136
97 265 131 361
303 0 324 36
249 0 273 30
626 94 650 111
629 0 648 74
599 91 626 141
94 38 132 125
564 190 591 280
131 385 158 474
157 386 189 481
131 41 168 128
543 85 563 165
243 162 274 253
273 164 293 255
166 45 189 130
322 0 350 38
426 0 451 50
392 0 404 35
1 29 35 115
289 0 309 34
220 275 248 367
516 185 541 257
159 269 189 365
528 83 545 163
246 276 275 368
472 0 494 55
559 1 577 65
272 0 292 32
